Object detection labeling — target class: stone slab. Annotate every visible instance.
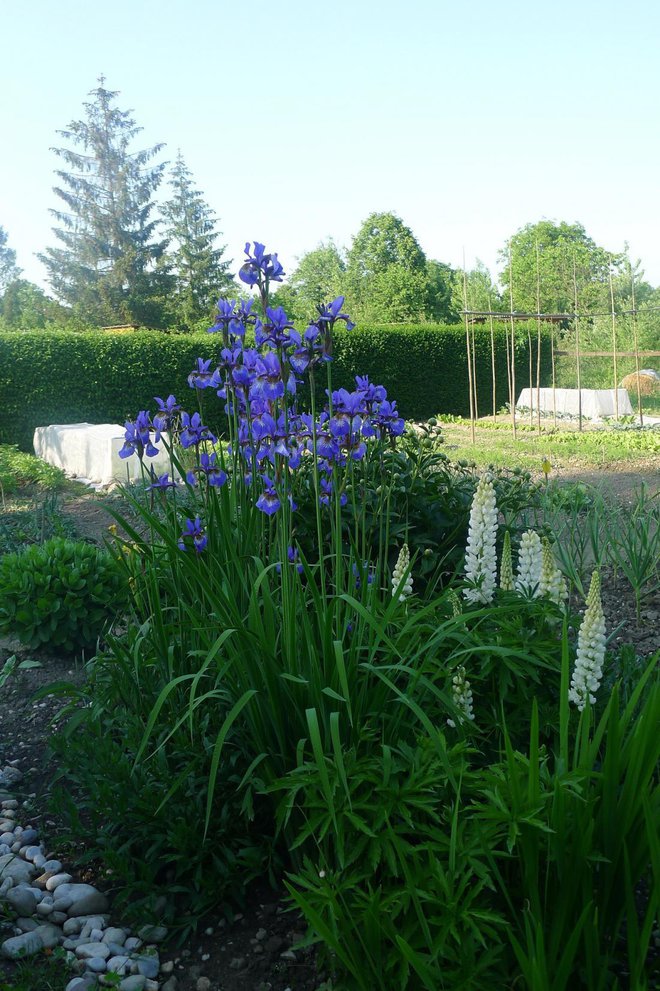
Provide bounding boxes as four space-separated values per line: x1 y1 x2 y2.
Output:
33 423 170 485
517 388 633 420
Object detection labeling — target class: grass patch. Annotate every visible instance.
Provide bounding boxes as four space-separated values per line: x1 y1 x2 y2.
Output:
0 948 75 991
440 418 660 471
0 445 69 495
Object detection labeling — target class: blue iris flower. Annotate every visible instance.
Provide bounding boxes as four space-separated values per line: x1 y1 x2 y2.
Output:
180 412 217 449
118 411 159 460
239 242 285 286
178 516 208 553
188 358 221 390
146 472 177 492
256 475 281 515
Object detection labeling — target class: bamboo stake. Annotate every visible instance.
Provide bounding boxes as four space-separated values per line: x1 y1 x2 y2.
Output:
535 240 542 432
573 254 583 431
508 242 517 440
609 268 619 419
463 256 476 443
527 321 534 427
488 295 496 421
551 322 557 428
470 318 479 421
630 262 644 426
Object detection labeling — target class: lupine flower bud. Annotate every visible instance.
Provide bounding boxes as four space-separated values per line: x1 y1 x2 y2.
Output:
499 531 515 591
392 543 413 602
448 589 463 616
463 474 498 604
569 570 606 711
447 665 475 728
515 530 542 596
538 537 567 606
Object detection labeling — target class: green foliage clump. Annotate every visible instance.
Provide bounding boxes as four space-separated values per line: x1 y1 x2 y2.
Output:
0 444 68 493
0 537 127 653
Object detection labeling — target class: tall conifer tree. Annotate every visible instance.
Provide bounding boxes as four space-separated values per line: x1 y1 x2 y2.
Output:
39 79 172 327
161 153 233 330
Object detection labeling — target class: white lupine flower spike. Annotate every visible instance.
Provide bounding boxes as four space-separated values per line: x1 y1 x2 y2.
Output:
515 529 543 597
392 543 413 602
539 537 568 606
463 474 498 604
447 666 475 728
500 531 515 591
569 570 606 712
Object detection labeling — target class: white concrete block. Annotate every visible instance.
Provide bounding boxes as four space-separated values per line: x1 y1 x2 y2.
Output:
516 388 633 420
33 423 171 485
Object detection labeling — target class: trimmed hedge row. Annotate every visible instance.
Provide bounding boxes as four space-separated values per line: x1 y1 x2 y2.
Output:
0 323 552 451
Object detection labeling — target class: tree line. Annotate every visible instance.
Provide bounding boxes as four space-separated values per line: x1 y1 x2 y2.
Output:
1 80 659 333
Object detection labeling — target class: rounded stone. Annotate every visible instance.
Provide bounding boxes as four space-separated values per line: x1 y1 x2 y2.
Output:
53 895 74 911
42 860 63 873
76 941 111 960
1 930 44 959
86 957 107 973
19 828 38 845
6 884 39 916
106 954 130 975
0 854 36 884
135 955 160 980
32 923 62 949
103 926 126 946
46 872 74 891
119 977 147 991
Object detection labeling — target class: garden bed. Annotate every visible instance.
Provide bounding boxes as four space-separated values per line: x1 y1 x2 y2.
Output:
1 461 658 991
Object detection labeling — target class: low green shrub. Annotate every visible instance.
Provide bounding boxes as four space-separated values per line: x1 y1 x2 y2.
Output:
0 537 128 653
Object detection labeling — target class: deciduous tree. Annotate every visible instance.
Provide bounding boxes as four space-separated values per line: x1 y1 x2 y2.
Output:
0 226 21 292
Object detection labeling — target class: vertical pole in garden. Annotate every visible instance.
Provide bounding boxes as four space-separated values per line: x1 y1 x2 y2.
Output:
535 240 542 432
463 257 476 443
551 322 557 428
609 268 619 419
630 262 644 426
470 318 480 421
573 254 583 431
489 296 497 421
527 321 534 427
508 242 517 440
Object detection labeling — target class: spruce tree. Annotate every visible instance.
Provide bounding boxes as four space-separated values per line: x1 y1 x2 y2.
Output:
39 79 172 327
161 153 233 330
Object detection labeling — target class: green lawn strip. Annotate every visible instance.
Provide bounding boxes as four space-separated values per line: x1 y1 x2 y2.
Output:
440 421 659 471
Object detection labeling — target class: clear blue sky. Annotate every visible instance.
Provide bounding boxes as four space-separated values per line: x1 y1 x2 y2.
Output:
2 0 659 289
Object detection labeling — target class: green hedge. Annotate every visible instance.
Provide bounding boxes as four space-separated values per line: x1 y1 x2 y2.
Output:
0 323 551 451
